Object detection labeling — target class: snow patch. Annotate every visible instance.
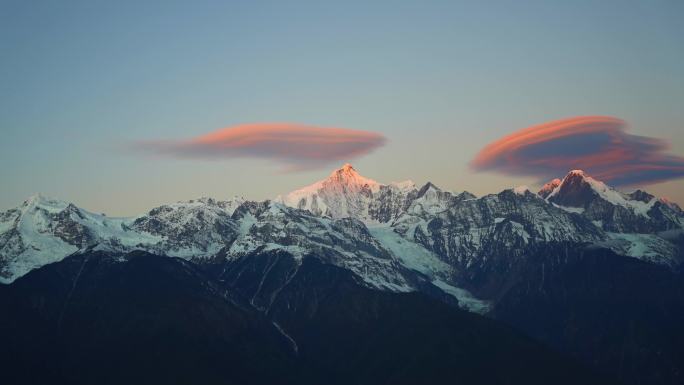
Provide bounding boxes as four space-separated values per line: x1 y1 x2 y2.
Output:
431 279 492 314
513 185 531 195
368 225 491 314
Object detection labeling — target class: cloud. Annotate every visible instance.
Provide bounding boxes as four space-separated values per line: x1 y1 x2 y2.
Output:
135 123 386 171
471 116 684 186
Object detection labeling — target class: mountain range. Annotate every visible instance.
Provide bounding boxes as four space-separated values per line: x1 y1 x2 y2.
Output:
1 164 683 384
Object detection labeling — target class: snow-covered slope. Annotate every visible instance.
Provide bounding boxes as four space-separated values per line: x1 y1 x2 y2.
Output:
0 193 467 308
130 197 244 258
543 170 682 233
392 188 605 280
228 201 429 293
0 195 244 283
547 170 656 214
538 178 561 199
275 163 416 222
0 195 161 283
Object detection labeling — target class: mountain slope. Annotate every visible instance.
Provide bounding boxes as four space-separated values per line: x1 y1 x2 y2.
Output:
0 250 612 385
0 251 297 385
544 170 682 233
491 245 684 385
0 195 247 283
275 163 416 222
0 194 485 311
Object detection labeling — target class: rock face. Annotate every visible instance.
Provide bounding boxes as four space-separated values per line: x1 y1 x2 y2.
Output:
544 170 682 233
130 197 242 257
392 189 604 297
538 178 561 199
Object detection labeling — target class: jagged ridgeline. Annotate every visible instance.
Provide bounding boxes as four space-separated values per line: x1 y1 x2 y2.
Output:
3 165 681 292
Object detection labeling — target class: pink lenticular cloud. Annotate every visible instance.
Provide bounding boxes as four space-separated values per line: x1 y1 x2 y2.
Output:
471 116 684 186
136 123 386 171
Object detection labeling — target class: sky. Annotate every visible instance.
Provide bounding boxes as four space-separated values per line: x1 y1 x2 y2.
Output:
1 0 683 216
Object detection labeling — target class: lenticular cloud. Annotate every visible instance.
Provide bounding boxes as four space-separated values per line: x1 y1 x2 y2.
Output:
136 123 386 171
471 116 684 186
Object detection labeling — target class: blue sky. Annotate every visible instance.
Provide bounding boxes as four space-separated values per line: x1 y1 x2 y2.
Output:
2 0 683 215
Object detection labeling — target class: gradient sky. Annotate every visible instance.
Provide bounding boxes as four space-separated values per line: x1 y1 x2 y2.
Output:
2 0 683 216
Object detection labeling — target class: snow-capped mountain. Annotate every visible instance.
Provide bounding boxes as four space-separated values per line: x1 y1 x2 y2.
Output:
130 197 244 258
3 164 683 385
280 166 683 276
1 164 682 313
275 163 416 222
538 178 561 199
278 166 682 268
0 195 158 283
0 191 478 309
0 195 248 283
542 170 682 233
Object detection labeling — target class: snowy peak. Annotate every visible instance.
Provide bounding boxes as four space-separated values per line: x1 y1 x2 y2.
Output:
0 194 252 283
20 193 71 213
278 164 379 207
547 170 611 208
277 164 416 221
538 179 561 199
322 163 380 192
330 163 354 177
546 170 661 213
541 170 684 233
0 195 104 283
512 185 532 196
568 169 587 177
416 182 441 198
628 190 655 204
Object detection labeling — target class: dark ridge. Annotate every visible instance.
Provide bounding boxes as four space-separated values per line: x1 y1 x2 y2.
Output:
0 250 611 385
416 181 441 198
